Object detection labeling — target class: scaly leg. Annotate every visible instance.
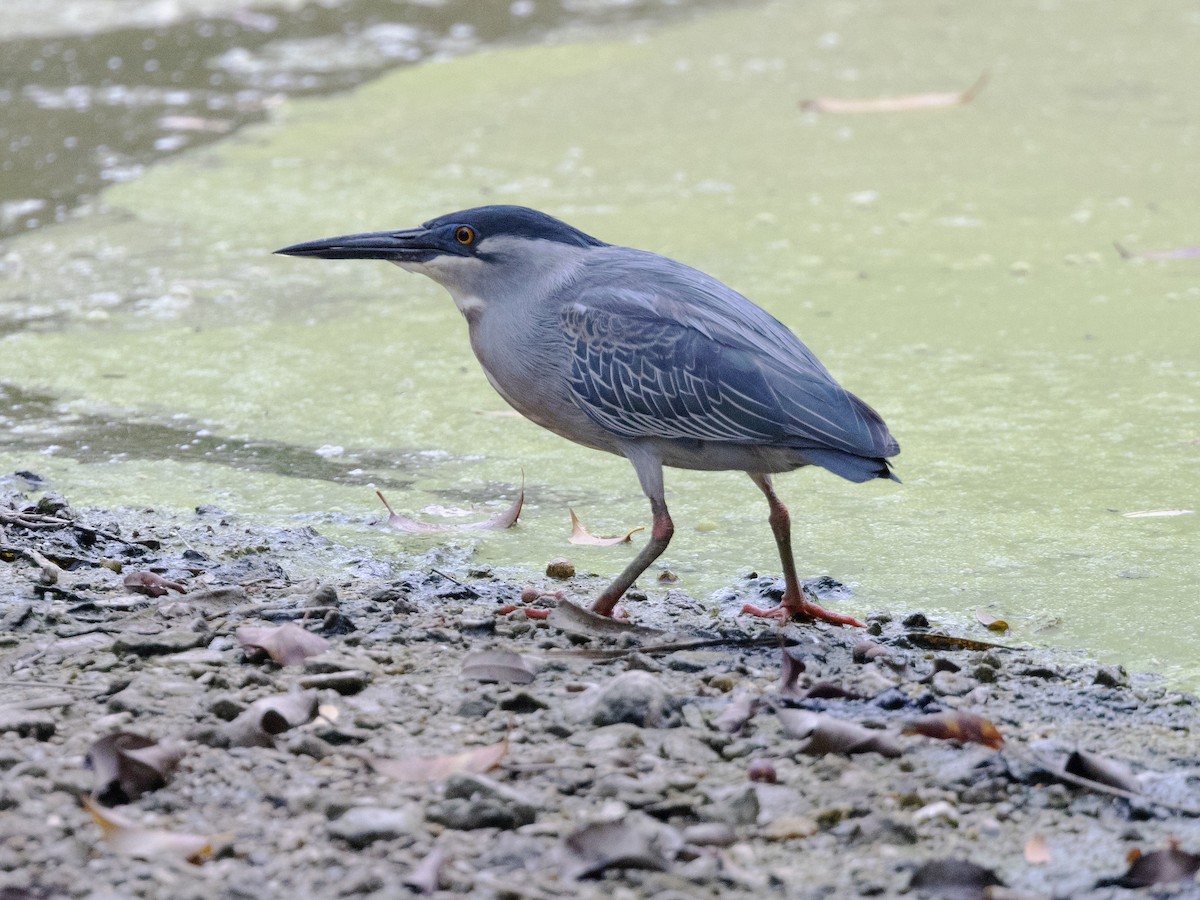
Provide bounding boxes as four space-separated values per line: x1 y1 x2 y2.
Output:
739 472 863 627
592 445 673 618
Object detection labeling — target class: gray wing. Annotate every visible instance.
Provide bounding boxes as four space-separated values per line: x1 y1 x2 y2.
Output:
560 298 898 461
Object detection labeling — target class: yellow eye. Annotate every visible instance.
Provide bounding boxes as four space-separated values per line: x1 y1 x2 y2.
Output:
455 226 475 245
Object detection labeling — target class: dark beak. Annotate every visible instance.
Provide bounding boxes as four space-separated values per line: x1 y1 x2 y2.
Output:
275 227 450 263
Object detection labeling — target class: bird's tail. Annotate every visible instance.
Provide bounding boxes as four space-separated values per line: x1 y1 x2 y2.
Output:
801 448 900 484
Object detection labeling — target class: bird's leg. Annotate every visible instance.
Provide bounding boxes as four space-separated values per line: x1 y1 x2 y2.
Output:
740 473 864 628
592 446 672 618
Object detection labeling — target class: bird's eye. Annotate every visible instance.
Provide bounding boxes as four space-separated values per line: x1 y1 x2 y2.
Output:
455 226 475 246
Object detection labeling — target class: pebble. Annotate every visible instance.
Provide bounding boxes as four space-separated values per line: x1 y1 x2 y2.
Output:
327 805 422 849
572 671 671 728
545 557 575 579
112 628 211 656
426 774 537 830
0 707 55 740
297 670 372 694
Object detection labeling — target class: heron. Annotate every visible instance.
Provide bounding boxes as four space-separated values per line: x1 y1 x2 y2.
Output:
277 205 898 626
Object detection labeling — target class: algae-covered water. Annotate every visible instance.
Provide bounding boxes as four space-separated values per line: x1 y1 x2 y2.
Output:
1 1 1197 682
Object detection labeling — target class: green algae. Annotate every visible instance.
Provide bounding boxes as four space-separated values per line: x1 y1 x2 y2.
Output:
1 0 1197 682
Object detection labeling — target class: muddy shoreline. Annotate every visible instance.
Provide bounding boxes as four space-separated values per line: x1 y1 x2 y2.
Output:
2 488 1199 898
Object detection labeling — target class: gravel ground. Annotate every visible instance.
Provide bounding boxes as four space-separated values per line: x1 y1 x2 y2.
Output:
2 488 1200 899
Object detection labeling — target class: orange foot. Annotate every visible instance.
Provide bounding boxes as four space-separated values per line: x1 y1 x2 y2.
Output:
741 596 864 628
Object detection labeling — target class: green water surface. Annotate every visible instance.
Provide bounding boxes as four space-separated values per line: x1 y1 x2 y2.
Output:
1 1 1197 681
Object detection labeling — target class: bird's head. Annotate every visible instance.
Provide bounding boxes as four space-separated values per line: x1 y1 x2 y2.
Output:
276 205 606 309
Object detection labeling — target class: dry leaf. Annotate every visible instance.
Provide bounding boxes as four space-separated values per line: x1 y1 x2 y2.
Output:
903 712 1005 750
369 738 508 783
904 632 1012 652
84 797 217 864
237 622 330 667
908 858 1004 898
777 647 806 696
225 690 319 748
568 509 644 546
123 571 186 597
802 72 989 114
1025 833 1051 865
404 845 447 895
1064 749 1141 794
803 682 864 700
1097 840 1200 888
561 820 671 880
376 487 522 533
1121 508 1195 518
714 691 761 734
974 609 1009 633
85 732 187 804
1114 243 1200 261
776 709 902 758
460 650 537 684
853 640 889 663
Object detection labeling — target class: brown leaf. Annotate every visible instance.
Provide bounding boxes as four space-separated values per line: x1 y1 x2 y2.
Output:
236 622 330 667
974 609 1009 633
903 712 1005 750
1097 841 1200 888
908 858 1004 898
777 647 806 696
404 845 447 895
225 690 319 748
85 732 187 804
1024 833 1051 865
803 682 864 701
776 709 902 757
561 820 670 880
852 640 889 663
123 571 186 597
802 72 989 114
714 690 761 734
376 487 522 533
460 650 537 684
84 796 217 864
1064 749 1141 794
904 632 1013 652
369 738 508 783
568 509 644 546
1114 243 1200 262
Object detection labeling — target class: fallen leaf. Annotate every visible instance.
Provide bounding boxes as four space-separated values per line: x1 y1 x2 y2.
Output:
546 598 663 640
803 682 865 701
853 640 889 663
802 72 989 114
776 709 902 758
83 796 217 864
376 487 522 533
369 738 508 783
460 650 537 684
904 632 1014 652
1025 833 1051 865
404 845 447 895
1096 840 1200 888
85 732 187 804
568 509 644 546
908 858 1004 898
237 622 330 667
777 647 806 696
1064 749 1141 794
903 712 1005 750
225 690 319 748
714 691 761 734
123 571 186 597
1114 243 1200 261
1121 508 1195 518
561 820 671 880
974 609 1009 633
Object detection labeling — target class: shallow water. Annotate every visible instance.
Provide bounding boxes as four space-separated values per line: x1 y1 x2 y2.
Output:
1 1 1198 683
